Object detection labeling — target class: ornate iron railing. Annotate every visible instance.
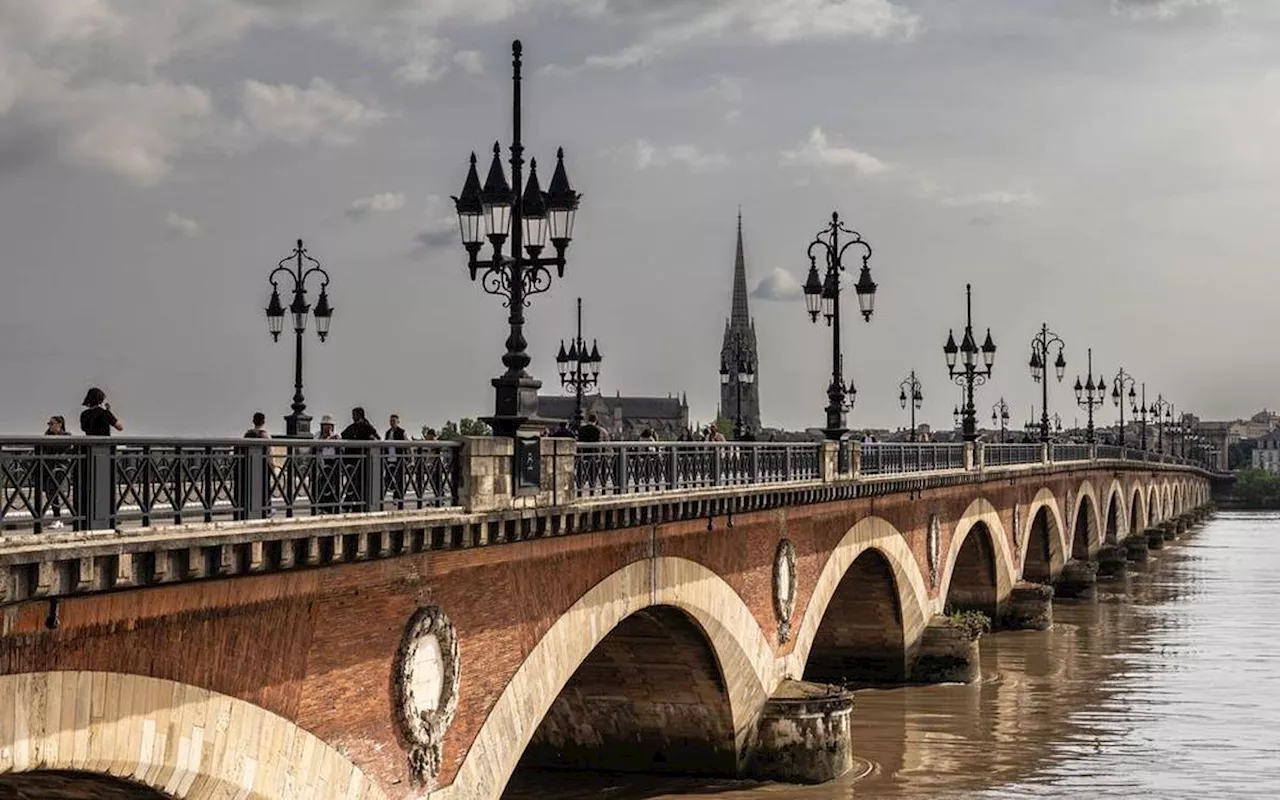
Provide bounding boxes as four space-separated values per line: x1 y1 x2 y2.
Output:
1051 443 1092 462
859 443 966 476
1096 444 1124 460
0 437 461 533
573 442 823 497
983 443 1043 467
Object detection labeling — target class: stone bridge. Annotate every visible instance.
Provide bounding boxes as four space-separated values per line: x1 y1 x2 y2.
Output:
0 438 1216 799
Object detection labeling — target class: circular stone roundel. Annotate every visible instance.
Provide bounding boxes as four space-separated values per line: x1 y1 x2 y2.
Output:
394 605 460 787
773 538 797 643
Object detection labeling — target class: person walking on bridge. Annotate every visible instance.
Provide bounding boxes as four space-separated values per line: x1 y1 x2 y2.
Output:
385 413 407 504
40 416 71 530
340 407 379 512
79 387 122 436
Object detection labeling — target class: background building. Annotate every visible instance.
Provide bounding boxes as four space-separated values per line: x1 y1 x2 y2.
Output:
537 392 689 440
719 213 761 435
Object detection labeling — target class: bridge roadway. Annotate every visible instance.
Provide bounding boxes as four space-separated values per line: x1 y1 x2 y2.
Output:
0 436 1218 799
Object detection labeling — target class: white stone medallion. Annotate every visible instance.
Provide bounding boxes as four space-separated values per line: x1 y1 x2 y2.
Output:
394 605 460 787
927 514 941 589
773 538 797 643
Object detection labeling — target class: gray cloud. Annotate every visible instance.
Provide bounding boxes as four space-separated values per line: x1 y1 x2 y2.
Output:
346 192 407 220
781 128 890 174
164 212 203 239
1111 0 1231 20
752 269 803 301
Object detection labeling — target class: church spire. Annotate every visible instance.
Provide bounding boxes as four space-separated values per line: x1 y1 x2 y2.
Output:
731 206 750 327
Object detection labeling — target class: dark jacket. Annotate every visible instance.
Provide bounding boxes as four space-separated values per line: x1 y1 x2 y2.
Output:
385 426 407 441
341 420 380 441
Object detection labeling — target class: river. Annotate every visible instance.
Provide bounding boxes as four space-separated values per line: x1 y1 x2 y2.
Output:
505 511 1280 799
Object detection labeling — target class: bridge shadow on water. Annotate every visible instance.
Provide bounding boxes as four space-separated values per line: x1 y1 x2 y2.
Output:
503 524 1206 800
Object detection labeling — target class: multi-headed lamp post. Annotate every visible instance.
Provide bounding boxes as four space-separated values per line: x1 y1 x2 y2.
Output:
265 239 333 438
1151 394 1173 454
802 211 877 441
898 370 923 441
943 284 997 442
991 397 1011 443
1028 323 1067 443
453 41 581 438
721 332 757 440
1111 367 1137 447
1132 382 1150 450
1073 347 1106 443
555 298 601 432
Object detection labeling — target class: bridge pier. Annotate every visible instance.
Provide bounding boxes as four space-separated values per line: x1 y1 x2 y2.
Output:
1096 545 1129 578
747 680 856 784
1125 535 1150 562
1054 560 1099 599
909 615 983 684
1161 522 1179 541
1145 528 1166 550
999 582 1054 630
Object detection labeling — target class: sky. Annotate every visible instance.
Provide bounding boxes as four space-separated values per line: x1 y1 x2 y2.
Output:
0 0 1276 436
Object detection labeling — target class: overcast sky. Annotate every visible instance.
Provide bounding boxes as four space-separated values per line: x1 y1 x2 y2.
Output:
0 0 1275 436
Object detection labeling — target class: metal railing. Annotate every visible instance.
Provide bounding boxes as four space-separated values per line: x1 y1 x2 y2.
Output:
0 437 461 533
1051 443 1092 462
1096 444 1124 460
574 442 823 497
859 443 966 476
983 443 1043 467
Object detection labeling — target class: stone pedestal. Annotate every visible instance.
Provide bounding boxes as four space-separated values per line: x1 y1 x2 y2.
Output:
1162 523 1178 541
1124 536 1149 563
748 680 855 784
1054 560 1098 599
909 616 981 684
999 582 1053 630
1145 529 1165 550
1096 546 1128 578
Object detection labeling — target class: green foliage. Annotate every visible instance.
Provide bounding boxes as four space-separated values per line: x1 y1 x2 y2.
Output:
943 609 992 640
714 416 734 438
437 418 492 442
1229 441 1257 471
1231 468 1280 508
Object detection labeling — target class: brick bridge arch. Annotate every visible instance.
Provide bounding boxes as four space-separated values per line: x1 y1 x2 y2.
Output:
1070 480 1103 560
1019 488 1068 582
0 671 383 799
439 556 775 800
1102 478 1126 544
1147 485 1160 525
1130 485 1148 533
942 498 1017 616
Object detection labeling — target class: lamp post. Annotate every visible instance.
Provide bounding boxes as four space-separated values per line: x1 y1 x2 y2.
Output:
265 239 334 438
555 297 601 431
1132 382 1149 450
721 330 757 440
1151 394 1173 453
1028 323 1066 443
452 40 581 438
1111 367 1137 447
1073 347 1106 444
991 397 1010 443
802 212 877 441
943 284 997 442
898 371 924 442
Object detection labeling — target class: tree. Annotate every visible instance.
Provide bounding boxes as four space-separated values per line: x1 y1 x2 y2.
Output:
1231 468 1280 508
437 418 492 442
714 416 734 439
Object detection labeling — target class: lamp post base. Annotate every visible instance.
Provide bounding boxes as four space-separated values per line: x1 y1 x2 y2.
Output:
284 412 313 439
485 375 546 438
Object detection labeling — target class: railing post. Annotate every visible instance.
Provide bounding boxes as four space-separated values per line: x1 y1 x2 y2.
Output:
668 445 680 489
713 445 724 487
1041 443 1050 465
77 443 113 531
239 443 268 520
964 442 975 472
750 444 760 482
618 445 631 492
852 442 862 479
363 445 384 513
784 445 794 481
1089 443 1097 463
819 441 838 482
975 442 986 471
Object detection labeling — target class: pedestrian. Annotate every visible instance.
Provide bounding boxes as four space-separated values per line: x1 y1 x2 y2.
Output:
550 420 573 438
342 407 380 442
386 413 407 503
79 387 122 435
340 408 379 512
639 427 658 443
244 412 270 439
577 414 604 443
40 415 71 530
317 415 340 512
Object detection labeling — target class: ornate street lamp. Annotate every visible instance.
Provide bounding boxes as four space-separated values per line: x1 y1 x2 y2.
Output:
453 41 581 438
943 283 996 442
991 397 1011 443
1073 347 1106 444
265 239 333 438
802 211 876 441
721 331 757 440
1111 367 1137 447
1131 382 1150 451
555 297 601 432
898 370 924 442
1028 323 1066 443
1151 394 1173 454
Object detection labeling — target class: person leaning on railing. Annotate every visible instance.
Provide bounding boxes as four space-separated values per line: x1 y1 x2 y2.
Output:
79 387 123 436
39 416 72 529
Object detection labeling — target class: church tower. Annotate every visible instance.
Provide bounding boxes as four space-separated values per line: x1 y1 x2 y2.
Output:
719 211 761 434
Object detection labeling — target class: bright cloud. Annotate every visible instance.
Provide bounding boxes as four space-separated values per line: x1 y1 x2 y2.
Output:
625 140 730 172
238 78 385 148
941 190 1041 208
752 268 803 301
781 127 890 174
164 212 203 238
346 192 407 219
1111 0 1231 20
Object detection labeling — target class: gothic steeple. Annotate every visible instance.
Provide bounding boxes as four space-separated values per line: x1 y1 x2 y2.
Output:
720 209 761 435
730 207 751 328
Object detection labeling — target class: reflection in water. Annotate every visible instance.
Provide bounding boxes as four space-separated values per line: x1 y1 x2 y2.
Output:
504 513 1280 799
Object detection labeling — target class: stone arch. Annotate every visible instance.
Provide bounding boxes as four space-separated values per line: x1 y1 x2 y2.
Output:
1103 487 1121 545
0 772 171 797
1147 485 1159 525
942 499 1017 617
1070 481 1103 559
0 671 384 799
789 516 930 683
803 549 908 684
1129 484 1147 538
440 557 775 800
1019 488 1068 582
1162 483 1173 520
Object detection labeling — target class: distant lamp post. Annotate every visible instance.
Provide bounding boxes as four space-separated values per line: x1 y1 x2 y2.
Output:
555 297 601 431
1111 367 1137 447
1073 347 1106 443
265 239 333 438
802 211 877 441
1026 406 1061 439
898 370 924 442
452 40 581 437
1151 394 1173 453
991 397 1011 443
720 335 757 440
1028 323 1066 443
943 283 996 442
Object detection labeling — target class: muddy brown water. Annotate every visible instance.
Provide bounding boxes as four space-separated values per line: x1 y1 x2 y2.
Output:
505 512 1280 799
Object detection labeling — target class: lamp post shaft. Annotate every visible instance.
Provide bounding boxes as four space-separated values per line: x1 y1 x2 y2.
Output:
573 298 584 430
826 223 845 438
